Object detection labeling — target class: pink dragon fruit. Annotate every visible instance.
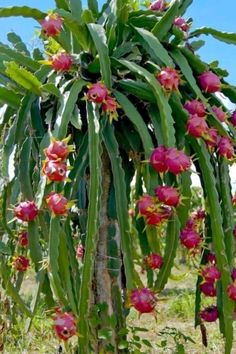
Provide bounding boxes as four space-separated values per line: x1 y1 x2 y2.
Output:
193 209 206 221
53 309 77 341
150 146 168 173
231 110 236 126
87 82 109 103
200 282 216 297
201 265 221 283
101 96 119 122
42 159 67 182
45 136 73 161
76 244 84 259
207 252 216 264
137 195 156 216
231 268 236 281
12 256 30 272
149 0 167 11
217 136 234 159
156 67 181 91
146 206 172 226
18 231 29 247
46 192 70 215
227 283 236 301
180 228 201 249
212 106 227 122
200 306 218 322
51 52 73 72
41 13 63 37
165 147 191 175
129 288 157 314
154 185 180 207
14 201 38 222
204 128 219 149
145 253 163 270
186 114 208 138
173 17 190 32
184 99 206 117
198 71 221 93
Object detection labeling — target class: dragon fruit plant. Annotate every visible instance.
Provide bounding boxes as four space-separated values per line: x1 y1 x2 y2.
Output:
0 0 235 353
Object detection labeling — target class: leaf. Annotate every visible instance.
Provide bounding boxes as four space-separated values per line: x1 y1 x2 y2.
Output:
117 59 176 146
178 0 193 16
69 0 82 19
41 83 61 97
28 221 43 272
133 27 174 66
155 215 180 292
5 61 42 95
189 27 236 45
19 137 33 200
54 0 70 10
102 120 135 289
0 87 21 108
118 79 155 102
152 0 179 39
78 102 101 350
53 79 86 139
7 32 30 56
0 240 11 255
0 43 40 71
87 0 98 16
88 23 112 88
0 6 46 20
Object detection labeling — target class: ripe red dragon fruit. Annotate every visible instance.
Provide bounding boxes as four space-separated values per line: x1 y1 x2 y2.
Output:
145 253 163 270
231 268 236 281
193 208 206 221
212 106 227 122
184 99 206 117
41 13 63 37
200 282 216 297
231 110 236 126
14 201 38 222
154 185 180 207
46 193 70 215
173 17 190 32
53 309 76 341
150 145 167 173
165 147 191 175
198 71 221 93
51 52 73 72
101 96 119 122
45 136 73 161
18 231 29 247
42 159 67 182
207 252 216 264
204 128 219 149
185 218 196 230
180 228 201 249
87 82 109 103
217 136 234 160
227 283 236 301
146 206 172 226
186 114 208 138
76 244 84 259
156 67 181 91
129 288 157 314
201 265 221 283
149 0 167 11
12 256 30 272
137 195 156 216
200 306 218 322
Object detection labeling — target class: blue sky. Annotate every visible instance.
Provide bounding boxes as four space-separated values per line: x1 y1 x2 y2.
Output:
0 0 236 84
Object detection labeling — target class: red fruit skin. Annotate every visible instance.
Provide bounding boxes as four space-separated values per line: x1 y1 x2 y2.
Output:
233 194 236 206
14 201 38 222
149 0 166 11
204 128 219 149
157 67 181 91
184 100 206 117
165 148 191 175
150 146 167 173
87 83 108 103
217 136 234 160
231 268 236 281
227 283 236 301
45 140 70 161
193 209 206 220
51 52 72 72
174 17 190 32
13 256 30 272
200 282 216 297
187 114 208 138
207 252 216 264
200 306 218 322
41 14 62 37
76 245 84 259
53 310 76 341
18 231 29 247
185 218 197 230
212 106 227 122
102 96 118 112
146 206 172 226
231 110 236 126
154 186 180 207
137 195 156 216
130 288 157 314
145 253 163 270
42 159 67 182
201 265 221 283
180 228 201 249
46 193 69 215
198 71 221 93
